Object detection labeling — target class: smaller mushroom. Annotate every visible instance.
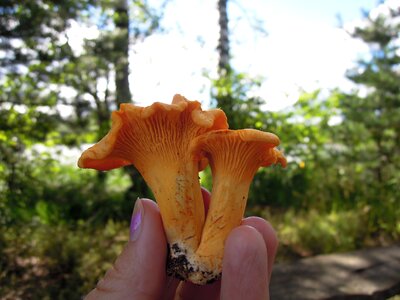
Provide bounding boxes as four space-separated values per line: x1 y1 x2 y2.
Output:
188 129 286 284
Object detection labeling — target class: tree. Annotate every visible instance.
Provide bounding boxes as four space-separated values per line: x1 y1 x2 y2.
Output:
332 6 400 236
113 0 132 105
342 8 400 189
0 0 94 145
217 0 230 74
0 0 166 223
0 0 95 224
95 0 164 197
212 0 266 129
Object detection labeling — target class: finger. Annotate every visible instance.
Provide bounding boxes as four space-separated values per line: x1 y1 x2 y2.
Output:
201 187 211 215
242 216 278 280
176 217 279 300
221 225 269 300
162 277 180 300
173 279 221 300
85 199 167 300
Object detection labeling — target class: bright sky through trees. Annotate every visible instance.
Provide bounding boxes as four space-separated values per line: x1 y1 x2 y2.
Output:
64 1 397 111
129 0 383 110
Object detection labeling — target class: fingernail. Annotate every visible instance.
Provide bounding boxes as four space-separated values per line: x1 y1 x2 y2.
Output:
130 198 144 241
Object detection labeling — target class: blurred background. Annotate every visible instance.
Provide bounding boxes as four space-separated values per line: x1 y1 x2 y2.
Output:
1 0 399 298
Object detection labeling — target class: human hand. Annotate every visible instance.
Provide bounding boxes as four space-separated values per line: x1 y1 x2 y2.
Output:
85 190 278 300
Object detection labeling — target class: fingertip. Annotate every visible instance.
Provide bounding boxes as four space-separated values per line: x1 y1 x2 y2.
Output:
138 198 160 211
201 187 211 215
224 225 267 266
174 280 221 300
242 217 278 252
87 198 167 299
242 216 276 235
201 186 211 198
221 225 269 300
242 217 278 280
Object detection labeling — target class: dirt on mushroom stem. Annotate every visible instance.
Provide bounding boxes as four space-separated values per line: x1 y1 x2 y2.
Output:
143 161 205 256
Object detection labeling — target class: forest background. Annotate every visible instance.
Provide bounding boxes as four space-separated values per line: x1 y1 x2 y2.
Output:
1 0 399 298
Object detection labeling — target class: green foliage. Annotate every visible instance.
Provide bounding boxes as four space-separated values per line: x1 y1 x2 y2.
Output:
278 209 365 255
1 220 126 299
254 200 399 262
1 0 400 298
1 151 134 226
211 68 266 129
335 8 400 228
0 153 134 298
345 12 400 147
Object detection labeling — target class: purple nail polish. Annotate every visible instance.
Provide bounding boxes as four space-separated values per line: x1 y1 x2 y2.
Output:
130 198 143 241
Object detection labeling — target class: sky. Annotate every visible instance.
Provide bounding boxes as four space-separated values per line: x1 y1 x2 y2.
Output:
65 0 397 111
127 0 388 111
59 0 396 163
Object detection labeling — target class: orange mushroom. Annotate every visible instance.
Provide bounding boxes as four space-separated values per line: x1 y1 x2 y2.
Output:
78 95 228 281
188 129 286 283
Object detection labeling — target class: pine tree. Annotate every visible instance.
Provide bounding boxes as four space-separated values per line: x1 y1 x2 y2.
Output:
342 7 400 186
337 4 400 234
213 0 265 129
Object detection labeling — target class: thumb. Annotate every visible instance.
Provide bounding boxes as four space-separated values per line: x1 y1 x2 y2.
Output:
85 199 167 300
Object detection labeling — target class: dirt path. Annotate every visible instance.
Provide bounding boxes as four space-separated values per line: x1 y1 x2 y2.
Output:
270 245 400 300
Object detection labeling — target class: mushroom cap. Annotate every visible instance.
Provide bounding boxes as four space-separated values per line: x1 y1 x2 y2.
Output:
191 129 286 171
77 112 130 171
77 94 228 171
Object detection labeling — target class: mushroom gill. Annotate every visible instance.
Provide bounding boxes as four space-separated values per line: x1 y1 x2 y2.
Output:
189 129 286 283
78 94 228 281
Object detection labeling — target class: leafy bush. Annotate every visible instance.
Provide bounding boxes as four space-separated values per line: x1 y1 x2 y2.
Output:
0 150 136 299
278 209 366 255
253 205 400 262
1 221 127 299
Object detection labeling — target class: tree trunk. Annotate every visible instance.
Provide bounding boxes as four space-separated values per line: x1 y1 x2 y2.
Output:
114 0 132 106
113 0 149 199
216 0 236 125
217 0 230 75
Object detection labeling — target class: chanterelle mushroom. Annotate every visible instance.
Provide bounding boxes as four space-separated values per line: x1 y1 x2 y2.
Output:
78 95 286 285
78 95 228 282
189 129 286 283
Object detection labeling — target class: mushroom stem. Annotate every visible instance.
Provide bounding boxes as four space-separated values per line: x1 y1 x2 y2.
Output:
189 129 286 284
194 153 259 277
197 177 252 251
143 162 205 273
